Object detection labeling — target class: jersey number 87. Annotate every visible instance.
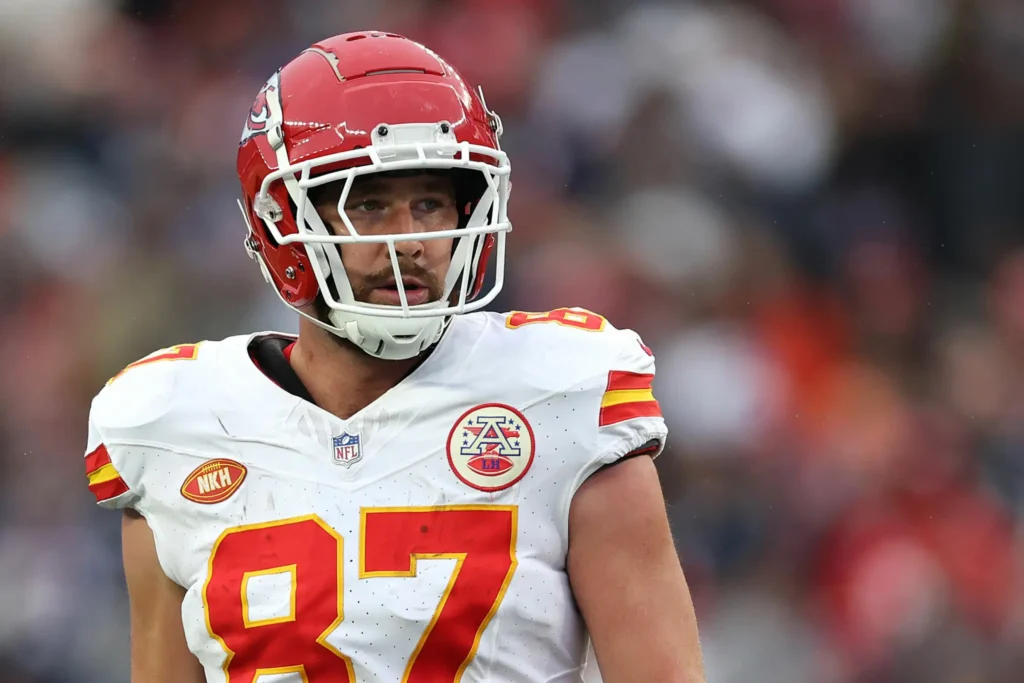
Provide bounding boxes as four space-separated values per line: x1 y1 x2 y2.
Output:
204 505 517 683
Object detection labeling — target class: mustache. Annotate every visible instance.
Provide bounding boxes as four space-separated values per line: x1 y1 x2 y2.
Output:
354 260 444 300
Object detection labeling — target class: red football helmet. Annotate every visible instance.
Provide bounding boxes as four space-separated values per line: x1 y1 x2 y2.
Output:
237 31 511 360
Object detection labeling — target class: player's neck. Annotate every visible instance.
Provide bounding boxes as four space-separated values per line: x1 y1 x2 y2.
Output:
290 319 423 420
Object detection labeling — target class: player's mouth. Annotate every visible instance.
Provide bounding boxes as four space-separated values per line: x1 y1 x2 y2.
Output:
372 277 432 306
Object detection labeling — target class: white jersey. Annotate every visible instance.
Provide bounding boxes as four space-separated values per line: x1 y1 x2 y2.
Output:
84 309 666 683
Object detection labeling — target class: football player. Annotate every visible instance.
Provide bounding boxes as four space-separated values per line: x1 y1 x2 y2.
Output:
85 32 706 683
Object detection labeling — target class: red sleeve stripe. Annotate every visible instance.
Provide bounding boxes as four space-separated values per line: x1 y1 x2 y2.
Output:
84 444 112 474
606 371 654 392
599 399 662 427
89 477 131 502
85 444 130 503
599 371 661 426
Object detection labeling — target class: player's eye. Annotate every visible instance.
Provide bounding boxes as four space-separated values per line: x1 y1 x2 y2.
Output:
417 196 449 212
348 199 383 213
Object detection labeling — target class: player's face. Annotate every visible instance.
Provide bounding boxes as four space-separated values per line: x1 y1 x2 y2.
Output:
312 173 458 307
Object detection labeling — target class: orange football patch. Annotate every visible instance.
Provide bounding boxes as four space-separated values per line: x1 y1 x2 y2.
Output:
180 458 247 504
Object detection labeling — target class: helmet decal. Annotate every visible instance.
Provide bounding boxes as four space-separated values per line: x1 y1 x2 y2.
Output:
240 72 279 144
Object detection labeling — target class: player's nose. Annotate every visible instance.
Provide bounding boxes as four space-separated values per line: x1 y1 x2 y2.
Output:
389 205 425 259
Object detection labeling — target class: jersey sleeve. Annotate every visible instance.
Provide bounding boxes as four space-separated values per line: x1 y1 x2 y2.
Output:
568 328 668 493
82 345 193 510
84 408 140 509
596 330 667 456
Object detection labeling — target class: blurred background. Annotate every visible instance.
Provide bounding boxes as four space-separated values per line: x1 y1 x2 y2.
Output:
1 0 1023 681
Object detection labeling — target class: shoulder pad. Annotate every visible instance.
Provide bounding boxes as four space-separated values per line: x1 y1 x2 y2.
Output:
91 342 207 439
487 308 658 391
84 341 221 508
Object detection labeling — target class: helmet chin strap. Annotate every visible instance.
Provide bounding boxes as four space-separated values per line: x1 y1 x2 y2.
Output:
254 276 449 361
327 309 449 360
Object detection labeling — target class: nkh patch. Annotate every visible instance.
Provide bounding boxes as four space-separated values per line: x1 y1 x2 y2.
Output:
332 432 362 467
180 459 247 504
447 403 535 492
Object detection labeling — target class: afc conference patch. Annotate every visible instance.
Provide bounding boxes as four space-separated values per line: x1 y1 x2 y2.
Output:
446 403 535 492
332 432 362 468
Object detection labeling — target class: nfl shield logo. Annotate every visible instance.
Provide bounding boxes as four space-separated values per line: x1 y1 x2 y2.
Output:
332 432 362 468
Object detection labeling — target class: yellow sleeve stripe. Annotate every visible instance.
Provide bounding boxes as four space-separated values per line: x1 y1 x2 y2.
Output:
600 388 656 408
87 462 123 486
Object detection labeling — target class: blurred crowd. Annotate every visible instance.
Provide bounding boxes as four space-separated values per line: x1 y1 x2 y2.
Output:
1 0 1023 681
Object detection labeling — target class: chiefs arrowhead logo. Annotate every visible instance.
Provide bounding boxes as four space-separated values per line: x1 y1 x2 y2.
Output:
241 72 280 144
248 89 271 130
181 459 247 504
